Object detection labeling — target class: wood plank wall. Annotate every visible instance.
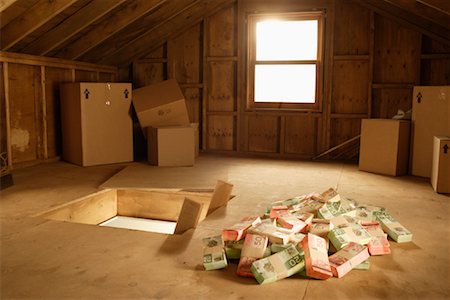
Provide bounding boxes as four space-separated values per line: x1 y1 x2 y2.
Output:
2 0 449 167
0 52 117 169
130 0 450 160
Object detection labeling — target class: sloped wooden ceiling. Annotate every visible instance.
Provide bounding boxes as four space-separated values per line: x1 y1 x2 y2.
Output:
0 0 448 66
0 0 233 66
354 0 450 45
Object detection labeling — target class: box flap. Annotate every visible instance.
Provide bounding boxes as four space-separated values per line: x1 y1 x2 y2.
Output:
174 198 203 234
132 79 185 111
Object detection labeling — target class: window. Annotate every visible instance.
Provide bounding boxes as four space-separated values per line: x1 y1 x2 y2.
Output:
247 12 324 110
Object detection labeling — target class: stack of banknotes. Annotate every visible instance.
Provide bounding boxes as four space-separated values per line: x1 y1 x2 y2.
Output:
202 187 413 284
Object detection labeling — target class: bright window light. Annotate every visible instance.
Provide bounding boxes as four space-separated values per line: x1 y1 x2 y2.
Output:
255 64 316 103
256 20 318 61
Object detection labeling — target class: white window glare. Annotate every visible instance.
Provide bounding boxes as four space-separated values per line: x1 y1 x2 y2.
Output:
256 20 318 61
255 64 316 103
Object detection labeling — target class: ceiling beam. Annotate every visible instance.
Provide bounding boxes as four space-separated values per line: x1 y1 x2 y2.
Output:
355 0 450 46
0 0 17 12
76 0 198 63
0 0 40 29
55 0 168 60
0 0 79 50
385 0 449 30
100 0 235 66
416 0 450 15
23 0 127 56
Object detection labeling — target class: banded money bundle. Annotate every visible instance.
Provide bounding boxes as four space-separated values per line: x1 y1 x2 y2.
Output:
271 232 306 254
355 205 385 222
222 215 261 241
317 197 358 220
203 235 228 271
247 222 293 245
328 224 371 250
354 259 370 270
277 213 308 233
328 242 370 278
362 221 391 255
224 240 244 259
374 211 413 243
301 233 332 280
237 234 269 277
251 244 305 284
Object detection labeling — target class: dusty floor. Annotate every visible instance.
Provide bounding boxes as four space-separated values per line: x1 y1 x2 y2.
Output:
1 154 449 299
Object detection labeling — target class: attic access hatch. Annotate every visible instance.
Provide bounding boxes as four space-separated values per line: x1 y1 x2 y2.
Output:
38 181 233 235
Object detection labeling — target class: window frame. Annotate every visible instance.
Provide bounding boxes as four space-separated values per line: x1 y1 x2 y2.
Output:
247 11 325 111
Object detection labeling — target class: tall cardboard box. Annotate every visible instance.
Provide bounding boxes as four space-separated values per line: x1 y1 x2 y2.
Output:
431 136 450 193
147 126 195 167
411 86 450 177
132 79 190 128
60 82 133 166
359 119 410 176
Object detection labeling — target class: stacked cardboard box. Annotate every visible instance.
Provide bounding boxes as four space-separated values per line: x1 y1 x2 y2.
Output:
132 79 197 166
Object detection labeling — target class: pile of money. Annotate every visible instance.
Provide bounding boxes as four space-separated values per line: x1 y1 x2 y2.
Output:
328 242 370 278
203 187 413 283
374 211 413 243
251 245 305 284
237 234 269 277
301 233 333 279
203 235 228 271
222 216 261 241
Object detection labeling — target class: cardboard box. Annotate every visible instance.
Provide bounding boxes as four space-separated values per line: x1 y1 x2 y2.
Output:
431 136 450 193
359 119 410 176
411 86 450 177
147 126 195 167
132 79 190 128
60 82 133 166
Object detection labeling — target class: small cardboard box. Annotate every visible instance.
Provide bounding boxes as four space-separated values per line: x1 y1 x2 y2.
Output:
60 82 133 166
359 119 410 176
431 136 450 193
147 126 195 167
132 79 190 128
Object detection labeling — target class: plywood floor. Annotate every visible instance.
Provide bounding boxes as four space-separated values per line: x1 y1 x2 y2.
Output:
1 154 449 299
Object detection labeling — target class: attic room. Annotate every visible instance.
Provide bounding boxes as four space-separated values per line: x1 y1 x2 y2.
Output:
0 0 449 299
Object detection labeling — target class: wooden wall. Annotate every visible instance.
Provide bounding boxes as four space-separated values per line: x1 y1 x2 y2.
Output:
0 52 117 169
2 0 449 167
131 0 450 160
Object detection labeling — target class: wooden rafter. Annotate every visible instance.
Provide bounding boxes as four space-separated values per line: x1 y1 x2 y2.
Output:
23 0 127 56
0 0 79 50
0 0 17 12
55 0 168 60
77 0 198 63
0 0 39 29
355 0 450 46
100 0 235 66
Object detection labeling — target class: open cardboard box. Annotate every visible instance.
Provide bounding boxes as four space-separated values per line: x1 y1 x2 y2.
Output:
38 181 233 234
132 79 190 128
